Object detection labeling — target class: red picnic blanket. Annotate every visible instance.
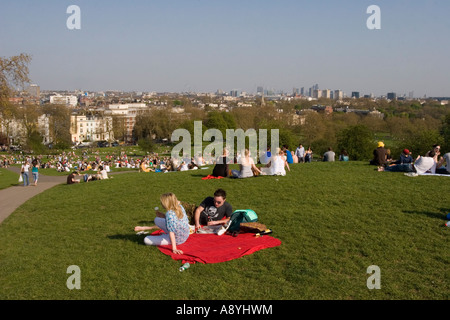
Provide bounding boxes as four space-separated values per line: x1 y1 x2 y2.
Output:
201 175 225 180
153 230 281 264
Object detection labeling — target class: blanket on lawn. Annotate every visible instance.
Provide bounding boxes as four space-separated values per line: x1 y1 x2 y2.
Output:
420 173 450 177
201 175 225 180
152 230 281 264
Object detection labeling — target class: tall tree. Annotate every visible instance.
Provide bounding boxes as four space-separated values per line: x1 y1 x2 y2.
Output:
0 54 31 145
42 104 72 147
0 53 31 105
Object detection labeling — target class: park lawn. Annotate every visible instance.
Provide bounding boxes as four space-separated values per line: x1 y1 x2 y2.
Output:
0 168 21 190
0 161 448 300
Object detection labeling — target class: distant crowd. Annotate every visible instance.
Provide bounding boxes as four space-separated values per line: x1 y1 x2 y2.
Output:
3 140 449 181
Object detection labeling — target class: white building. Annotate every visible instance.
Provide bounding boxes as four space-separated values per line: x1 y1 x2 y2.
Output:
0 114 50 146
70 114 114 143
50 95 78 107
105 103 149 142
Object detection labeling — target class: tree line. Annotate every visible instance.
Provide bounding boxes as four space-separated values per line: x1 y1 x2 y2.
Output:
133 101 449 161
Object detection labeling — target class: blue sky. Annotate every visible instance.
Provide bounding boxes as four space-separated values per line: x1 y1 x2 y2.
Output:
1 0 449 97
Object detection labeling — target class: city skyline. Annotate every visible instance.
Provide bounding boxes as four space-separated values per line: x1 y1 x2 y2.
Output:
1 1 450 97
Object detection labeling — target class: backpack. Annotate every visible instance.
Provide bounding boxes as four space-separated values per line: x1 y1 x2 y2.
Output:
228 209 258 232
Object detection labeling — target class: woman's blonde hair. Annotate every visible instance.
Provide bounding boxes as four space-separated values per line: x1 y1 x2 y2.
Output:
160 193 183 219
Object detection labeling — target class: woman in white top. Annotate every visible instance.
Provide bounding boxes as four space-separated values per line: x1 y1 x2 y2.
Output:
231 149 261 178
21 161 31 186
98 166 109 179
413 153 437 174
262 148 290 176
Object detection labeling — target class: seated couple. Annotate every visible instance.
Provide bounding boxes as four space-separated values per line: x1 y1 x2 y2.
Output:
134 189 232 254
84 166 109 182
211 148 260 178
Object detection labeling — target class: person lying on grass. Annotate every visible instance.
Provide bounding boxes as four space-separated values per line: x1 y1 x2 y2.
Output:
134 193 190 255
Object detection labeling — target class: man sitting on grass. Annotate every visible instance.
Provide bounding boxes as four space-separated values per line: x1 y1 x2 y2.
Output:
194 188 233 231
67 171 80 184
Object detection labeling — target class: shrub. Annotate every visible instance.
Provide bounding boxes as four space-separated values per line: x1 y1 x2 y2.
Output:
337 125 375 161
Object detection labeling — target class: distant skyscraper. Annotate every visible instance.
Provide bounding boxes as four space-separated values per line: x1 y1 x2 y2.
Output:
322 89 331 99
257 86 264 95
300 87 305 95
334 90 343 100
230 90 241 97
313 89 322 99
351 92 360 99
387 92 397 100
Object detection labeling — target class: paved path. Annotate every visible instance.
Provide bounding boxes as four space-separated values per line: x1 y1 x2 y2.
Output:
0 167 135 224
0 167 67 224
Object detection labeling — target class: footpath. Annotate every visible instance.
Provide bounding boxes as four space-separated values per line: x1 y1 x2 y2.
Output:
0 167 133 224
0 167 67 224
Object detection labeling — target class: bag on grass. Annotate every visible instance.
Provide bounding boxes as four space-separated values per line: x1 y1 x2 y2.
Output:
239 222 268 233
228 209 258 232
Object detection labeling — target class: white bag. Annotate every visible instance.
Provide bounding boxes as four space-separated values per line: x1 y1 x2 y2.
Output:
18 174 23 183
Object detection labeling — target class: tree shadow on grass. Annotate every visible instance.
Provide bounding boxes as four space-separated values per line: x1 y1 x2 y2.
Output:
402 208 449 220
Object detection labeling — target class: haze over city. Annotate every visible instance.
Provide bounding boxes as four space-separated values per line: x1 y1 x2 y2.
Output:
1 0 449 97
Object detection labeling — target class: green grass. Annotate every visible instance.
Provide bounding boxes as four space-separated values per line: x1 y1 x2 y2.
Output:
0 162 449 300
0 168 21 190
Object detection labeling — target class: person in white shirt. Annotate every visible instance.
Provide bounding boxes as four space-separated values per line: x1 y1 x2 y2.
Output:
295 144 305 163
99 166 109 179
413 154 437 175
21 161 31 186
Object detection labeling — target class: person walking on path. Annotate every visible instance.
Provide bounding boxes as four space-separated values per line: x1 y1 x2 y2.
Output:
20 161 30 187
31 158 39 186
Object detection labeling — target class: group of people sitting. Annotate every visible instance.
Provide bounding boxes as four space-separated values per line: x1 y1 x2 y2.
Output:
67 165 110 184
372 142 450 175
210 147 291 179
139 156 201 173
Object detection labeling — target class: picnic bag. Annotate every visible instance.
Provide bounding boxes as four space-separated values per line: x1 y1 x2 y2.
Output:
228 209 258 232
240 222 268 233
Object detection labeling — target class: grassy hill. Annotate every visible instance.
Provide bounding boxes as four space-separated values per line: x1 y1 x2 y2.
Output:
0 161 449 300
